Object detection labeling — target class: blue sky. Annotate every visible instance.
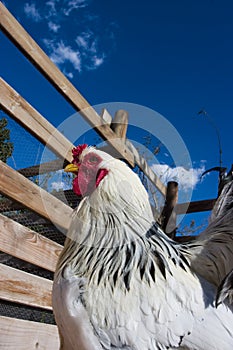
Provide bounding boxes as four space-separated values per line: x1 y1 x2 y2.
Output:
1 0 233 232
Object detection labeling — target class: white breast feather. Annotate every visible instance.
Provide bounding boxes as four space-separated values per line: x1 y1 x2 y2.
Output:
53 151 233 350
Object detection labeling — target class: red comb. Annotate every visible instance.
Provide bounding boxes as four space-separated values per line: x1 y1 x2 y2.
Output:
72 144 88 159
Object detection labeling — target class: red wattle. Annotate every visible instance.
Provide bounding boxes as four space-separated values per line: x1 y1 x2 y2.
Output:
96 169 109 187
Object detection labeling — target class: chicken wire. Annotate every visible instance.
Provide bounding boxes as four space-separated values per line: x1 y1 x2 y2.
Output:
0 111 80 324
0 300 55 325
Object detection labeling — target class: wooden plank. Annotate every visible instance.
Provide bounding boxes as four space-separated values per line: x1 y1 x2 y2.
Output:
0 3 135 167
0 161 73 231
0 78 74 163
0 214 62 272
0 316 59 349
175 198 216 215
0 264 52 310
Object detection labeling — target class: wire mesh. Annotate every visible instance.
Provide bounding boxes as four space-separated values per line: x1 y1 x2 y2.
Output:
0 300 55 325
0 111 79 325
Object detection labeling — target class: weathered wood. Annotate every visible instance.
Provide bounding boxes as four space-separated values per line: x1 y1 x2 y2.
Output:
0 161 73 231
0 78 74 163
175 198 216 215
0 264 52 310
0 3 135 167
0 316 59 349
111 110 129 140
160 181 178 238
0 214 62 272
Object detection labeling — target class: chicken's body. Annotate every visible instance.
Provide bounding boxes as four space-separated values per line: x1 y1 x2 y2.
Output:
53 145 233 349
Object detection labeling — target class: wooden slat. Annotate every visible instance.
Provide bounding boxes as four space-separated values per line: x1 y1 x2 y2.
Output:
0 161 73 231
0 214 62 272
0 3 135 167
0 78 74 163
0 316 59 349
175 198 216 215
0 264 52 310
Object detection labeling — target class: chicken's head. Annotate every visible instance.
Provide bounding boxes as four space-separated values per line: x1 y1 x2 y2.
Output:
64 144 109 197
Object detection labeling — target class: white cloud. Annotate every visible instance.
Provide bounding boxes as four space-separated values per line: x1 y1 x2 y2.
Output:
63 70 74 79
151 163 205 192
76 33 90 50
51 181 67 191
63 0 88 16
46 0 57 17
75 32 105 69
48 21 60 32
44 39 82 72
24 2 41 22
92 56 104 67
23 0 114 75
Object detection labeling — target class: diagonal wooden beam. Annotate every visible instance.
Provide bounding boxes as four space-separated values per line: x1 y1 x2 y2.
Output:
0 78 74 163
0 161 73 231
0 2 134 167
0 214 62 272
0 264 53 310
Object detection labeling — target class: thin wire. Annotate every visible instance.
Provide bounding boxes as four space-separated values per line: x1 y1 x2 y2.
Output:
197 109 223 168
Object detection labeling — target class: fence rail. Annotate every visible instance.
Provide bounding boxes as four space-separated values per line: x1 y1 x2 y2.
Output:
0 214 61 272
0 316 59 349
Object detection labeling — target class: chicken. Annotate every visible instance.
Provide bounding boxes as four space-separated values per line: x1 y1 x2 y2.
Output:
52 144 233 350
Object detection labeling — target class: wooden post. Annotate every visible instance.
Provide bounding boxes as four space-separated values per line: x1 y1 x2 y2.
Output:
160 181 178 239
111 110 129 141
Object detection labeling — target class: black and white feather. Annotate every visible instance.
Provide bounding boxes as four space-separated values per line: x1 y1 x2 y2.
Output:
53 147 233 350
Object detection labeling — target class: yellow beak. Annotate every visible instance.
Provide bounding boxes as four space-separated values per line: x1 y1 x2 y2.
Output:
64 163 79 173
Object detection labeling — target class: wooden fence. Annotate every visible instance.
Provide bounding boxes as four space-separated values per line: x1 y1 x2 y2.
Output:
0 2 218 348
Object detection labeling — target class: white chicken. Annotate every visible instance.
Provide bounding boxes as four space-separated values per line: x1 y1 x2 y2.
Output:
53 144 233 350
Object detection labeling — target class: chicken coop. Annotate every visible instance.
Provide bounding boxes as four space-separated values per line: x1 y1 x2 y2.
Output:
0 3 220 349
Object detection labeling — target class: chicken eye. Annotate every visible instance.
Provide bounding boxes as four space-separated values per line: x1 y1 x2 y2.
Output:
88 155 99 163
